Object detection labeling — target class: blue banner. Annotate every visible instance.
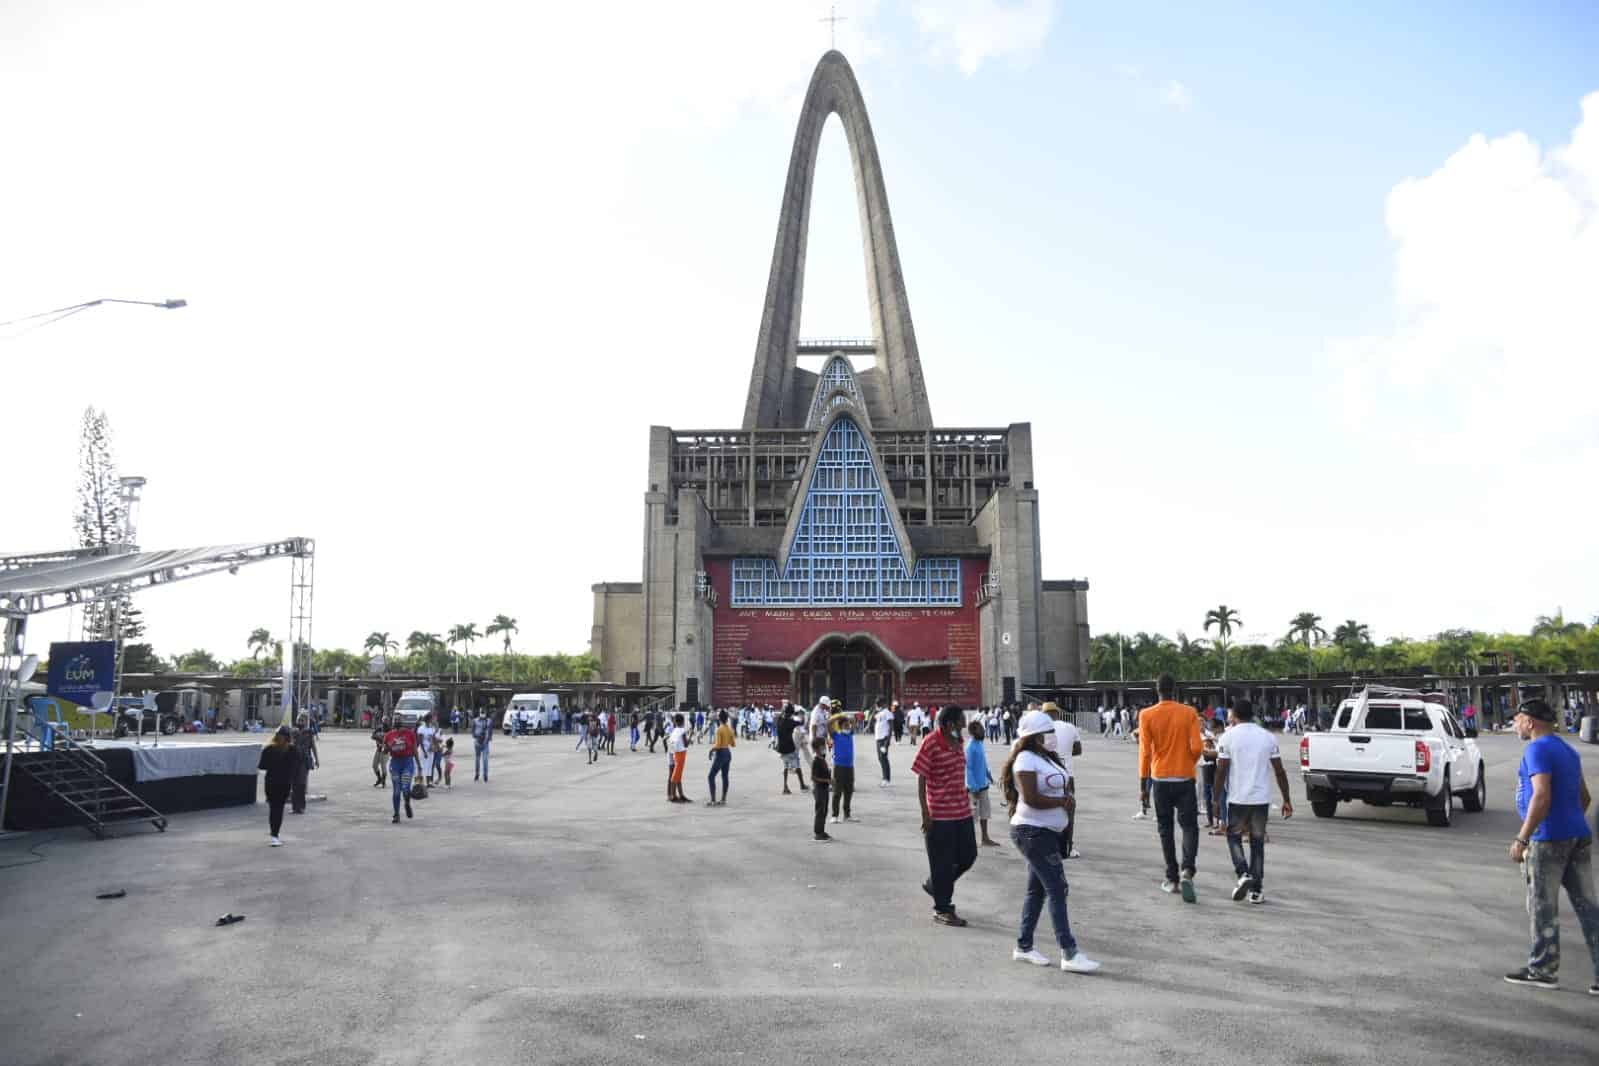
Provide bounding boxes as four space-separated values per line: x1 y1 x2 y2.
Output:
47 641 117 705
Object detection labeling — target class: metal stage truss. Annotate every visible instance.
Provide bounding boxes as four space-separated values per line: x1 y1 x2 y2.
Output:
1 537 315 832
287 551 315 714
0 539 314 618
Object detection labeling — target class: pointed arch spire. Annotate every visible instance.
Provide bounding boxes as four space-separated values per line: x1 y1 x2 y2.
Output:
805 354 871 429
742 50 933 430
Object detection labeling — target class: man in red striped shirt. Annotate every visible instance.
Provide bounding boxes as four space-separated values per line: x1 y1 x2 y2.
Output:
913 705 980 926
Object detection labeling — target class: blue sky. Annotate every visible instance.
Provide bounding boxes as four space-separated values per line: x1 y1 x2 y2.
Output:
3 1 1595 659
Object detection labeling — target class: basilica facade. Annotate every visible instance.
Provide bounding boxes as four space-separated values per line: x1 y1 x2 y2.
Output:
590 51 1089 710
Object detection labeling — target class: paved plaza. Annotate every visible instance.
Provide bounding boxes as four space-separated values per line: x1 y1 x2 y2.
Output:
0 727 1594 1066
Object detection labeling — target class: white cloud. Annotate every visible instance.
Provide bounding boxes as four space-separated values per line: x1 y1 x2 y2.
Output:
1320 93 1599 628
911 0 1055 75
1328 92 1599 448
1163 79 1192 111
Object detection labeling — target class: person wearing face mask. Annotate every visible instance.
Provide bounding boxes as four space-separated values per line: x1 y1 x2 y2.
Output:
912 705 981 927
1001 710 1101 974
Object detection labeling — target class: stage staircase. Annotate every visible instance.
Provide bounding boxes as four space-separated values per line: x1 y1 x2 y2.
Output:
13 735 168 839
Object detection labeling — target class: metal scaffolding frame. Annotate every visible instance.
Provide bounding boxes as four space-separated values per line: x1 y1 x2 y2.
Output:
288 551 315 714
0 539 314 618
0 537 315 831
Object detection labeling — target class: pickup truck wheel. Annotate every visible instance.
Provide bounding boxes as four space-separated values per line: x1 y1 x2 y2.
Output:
1461 768 1486 813
160 717 178 736
1310 799 1338 819
1425 775 1454 827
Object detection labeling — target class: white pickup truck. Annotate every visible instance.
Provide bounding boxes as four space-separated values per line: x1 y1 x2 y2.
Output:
1299 687 1486 827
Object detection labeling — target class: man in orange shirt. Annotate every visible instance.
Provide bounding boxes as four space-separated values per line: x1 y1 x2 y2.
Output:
1137 673 1205 901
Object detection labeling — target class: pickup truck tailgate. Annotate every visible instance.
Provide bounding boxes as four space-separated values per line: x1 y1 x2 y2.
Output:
1305 733 1423 792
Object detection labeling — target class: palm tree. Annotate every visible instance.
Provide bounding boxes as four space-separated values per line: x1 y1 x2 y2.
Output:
1203 605 1242 679
364 631 398 672
363 631 398 711
1531 611 1586 639
406 630 446 674
176 648 221 672
1286 612 1327 677
1432 628 1477 675
247 627 274 660
448 623 481 681
1332 620 1370 671
486 614 519 681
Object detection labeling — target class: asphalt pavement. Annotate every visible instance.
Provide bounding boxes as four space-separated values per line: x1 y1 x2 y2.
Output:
0 726 1594 1066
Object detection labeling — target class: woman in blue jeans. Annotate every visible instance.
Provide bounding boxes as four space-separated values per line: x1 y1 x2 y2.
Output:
706 710 734 806
1001 711 1101 975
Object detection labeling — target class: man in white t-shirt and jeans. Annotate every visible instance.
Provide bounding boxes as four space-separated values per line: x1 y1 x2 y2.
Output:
873 698 895 786
1044 702 1084 859
1213 699 1293 904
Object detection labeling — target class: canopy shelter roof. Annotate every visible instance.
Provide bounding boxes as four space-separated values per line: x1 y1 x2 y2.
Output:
0 538 313 617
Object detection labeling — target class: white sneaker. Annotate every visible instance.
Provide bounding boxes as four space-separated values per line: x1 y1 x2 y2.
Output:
829 815 840 823
1067 847 1082 859
1160 880 1178 894
1012 947 1051 966
878 781 891 788
1232 874 1251 902
1132 810 1148 820
269 836 283 847
1061 952 1102 974
1248 889 1265 905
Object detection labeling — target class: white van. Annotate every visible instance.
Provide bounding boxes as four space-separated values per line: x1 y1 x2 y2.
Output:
394 689 440 728
505 693 561 735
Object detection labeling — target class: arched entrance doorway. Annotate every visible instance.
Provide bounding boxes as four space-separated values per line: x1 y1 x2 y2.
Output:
797 637 897 710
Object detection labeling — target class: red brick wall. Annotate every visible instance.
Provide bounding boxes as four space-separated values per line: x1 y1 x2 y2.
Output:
705 558 986 707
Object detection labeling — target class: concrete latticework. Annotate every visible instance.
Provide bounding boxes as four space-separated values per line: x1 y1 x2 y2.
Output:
592 51 1089 711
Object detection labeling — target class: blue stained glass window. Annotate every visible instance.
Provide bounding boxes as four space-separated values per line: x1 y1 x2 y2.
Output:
731 417 961 607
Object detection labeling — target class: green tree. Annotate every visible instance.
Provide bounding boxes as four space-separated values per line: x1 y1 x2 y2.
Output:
1204 605 1242 679
1532 611 1586 639
1286 612 1327 677
364 631 398 674
312 648 368 675
73 406 137 643
247 628 274 661
1332 620 1371 670
175 648 221 672
447 623 480 681
404 631 446 674
486 615 519 681
121 643 166 674
1432 628 1478 674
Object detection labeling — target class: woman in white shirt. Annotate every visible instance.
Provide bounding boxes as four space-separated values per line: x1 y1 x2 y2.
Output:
1000 710 1101 975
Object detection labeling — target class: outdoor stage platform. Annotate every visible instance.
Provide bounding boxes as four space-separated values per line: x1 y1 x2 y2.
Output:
3 740 259 831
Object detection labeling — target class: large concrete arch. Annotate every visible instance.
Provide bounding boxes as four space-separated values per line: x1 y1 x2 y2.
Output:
742 50 933 431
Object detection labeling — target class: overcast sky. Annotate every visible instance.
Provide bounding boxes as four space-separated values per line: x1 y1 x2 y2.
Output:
3 1 1596 661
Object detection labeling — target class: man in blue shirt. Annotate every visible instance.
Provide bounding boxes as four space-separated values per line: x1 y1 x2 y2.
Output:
965 716 999 847
1505 699 1599 994
828 703 857 823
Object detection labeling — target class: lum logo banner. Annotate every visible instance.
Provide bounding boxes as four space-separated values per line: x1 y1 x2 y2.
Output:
46 641 117 705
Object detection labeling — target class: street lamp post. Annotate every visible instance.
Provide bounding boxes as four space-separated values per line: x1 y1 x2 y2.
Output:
0 297 187 335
